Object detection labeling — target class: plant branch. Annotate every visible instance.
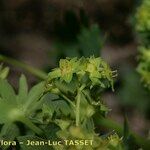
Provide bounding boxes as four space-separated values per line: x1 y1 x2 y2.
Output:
60 93 76 109
0 54 47 80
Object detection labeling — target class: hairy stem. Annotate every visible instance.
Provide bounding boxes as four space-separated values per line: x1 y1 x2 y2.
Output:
0 54 47 79
76 89 81 126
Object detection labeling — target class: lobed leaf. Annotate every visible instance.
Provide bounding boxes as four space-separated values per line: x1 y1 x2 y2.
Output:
0 79 16 104
17 74 28 105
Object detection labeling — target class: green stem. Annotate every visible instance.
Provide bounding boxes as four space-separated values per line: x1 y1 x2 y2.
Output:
76 89 81 126
75 85 86 126
19 116 43 135
60 93 76 109
0 54 47 80
94 116 150 150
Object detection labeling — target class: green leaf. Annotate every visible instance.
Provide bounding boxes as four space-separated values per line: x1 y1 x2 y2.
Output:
0 76 44 136
24 82 45 113
44 123 60 139
54 79 77 94
42 104 53 120
0 123 20 139
80 92 94 120
55 119 71 130
44 94 74 117
0 79 16 104
0 123 20 150
82 118 94 133
0 101 15 123
78 24 102 57
0 79 24 124
17 74 28 105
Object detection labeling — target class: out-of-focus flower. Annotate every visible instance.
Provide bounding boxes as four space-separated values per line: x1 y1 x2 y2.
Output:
135 0 150 32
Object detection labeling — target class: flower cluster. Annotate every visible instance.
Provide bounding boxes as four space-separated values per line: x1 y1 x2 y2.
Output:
135 0 150 33
48 56 115 89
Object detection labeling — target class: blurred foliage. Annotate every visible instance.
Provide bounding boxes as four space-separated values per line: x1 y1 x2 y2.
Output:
0 0 137 58
117 0 150 119
51 24 102 64
118 66 150 117
53 9 89 41
137 47 150 89
135 0 150 46
135 0 150 89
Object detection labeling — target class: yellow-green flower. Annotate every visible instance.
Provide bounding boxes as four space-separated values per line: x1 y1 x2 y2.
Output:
108 134 120 145
86 56 113 87
86 57 101 85
48 56 114 89
48 57 79 83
